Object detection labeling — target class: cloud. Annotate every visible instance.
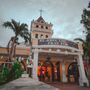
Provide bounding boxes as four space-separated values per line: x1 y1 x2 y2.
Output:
0 0 89 46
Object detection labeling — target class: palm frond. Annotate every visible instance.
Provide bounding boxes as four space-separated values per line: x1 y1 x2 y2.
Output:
3 21 15 30
11 19 20 35
3 19 31 60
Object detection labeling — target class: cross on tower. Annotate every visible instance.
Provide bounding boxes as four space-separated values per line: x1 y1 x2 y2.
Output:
40 9 44 16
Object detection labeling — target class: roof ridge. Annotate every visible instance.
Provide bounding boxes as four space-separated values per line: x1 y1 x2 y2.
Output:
36 16 45 23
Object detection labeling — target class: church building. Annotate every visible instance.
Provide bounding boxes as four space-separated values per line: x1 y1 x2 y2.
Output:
29 14 89 87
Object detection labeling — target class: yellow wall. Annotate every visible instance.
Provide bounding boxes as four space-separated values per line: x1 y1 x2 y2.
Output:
0 47 30 56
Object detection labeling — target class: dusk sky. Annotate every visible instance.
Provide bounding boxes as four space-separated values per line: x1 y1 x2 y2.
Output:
0 0 89 47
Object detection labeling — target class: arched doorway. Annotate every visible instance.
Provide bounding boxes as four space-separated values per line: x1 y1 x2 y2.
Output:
44 60 54 82
38 61 53 82
67 62 79 83
43 61 61 82
38 55 62 82
38 55 55 82
38 61 54 82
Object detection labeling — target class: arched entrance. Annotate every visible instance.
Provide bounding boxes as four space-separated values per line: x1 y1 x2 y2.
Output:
38 55 55 82
44 60 54 82
67 62 79 83
38 55 61 82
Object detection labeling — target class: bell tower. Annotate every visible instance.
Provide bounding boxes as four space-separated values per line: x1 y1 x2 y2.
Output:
30 11 53 44
31 18 53 39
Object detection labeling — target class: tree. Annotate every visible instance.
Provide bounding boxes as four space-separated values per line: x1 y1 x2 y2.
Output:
3 19 30 61
75 2 90 64
81 2 90 63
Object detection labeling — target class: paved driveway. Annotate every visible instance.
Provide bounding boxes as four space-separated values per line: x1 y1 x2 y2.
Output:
0 78 59 90
47 82 90 90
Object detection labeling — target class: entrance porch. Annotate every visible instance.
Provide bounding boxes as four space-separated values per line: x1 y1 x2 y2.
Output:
32 47 89 86
38 52 78 83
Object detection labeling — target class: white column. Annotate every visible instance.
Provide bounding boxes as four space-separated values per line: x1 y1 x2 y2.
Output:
77 54 89 86
62 62 67 83
32 49 38 80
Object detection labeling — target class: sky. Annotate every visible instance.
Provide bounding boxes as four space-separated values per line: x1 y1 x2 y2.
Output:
0 0 89 47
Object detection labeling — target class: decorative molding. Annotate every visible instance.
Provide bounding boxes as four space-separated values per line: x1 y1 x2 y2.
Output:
32 45 81 52
32 49 80 55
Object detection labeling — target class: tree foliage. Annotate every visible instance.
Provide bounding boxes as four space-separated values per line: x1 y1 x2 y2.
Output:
3 19 30 61
81 2 90 42
0 61 23 85
7 61 23 80
79 2 90 63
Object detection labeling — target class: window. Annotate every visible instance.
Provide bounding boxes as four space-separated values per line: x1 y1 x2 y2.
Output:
46 26 48 29
41 21 43 23
41 25 44 28
46 35 48 38
40 34 43 38
35 34 38 38
36 25 39 28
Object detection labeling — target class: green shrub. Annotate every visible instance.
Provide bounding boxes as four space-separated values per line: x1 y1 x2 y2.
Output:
0 61 23 85
0 65 10 85
12 61 23 79
7 61 23 81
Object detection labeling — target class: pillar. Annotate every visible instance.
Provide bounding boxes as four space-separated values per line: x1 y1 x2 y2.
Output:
77 54 89 86
32 49 38 80
62 62 67 83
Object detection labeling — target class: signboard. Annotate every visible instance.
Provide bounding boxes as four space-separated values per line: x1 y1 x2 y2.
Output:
38 39 78 49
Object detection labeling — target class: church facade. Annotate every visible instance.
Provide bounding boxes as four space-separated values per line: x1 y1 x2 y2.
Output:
30 15 89 86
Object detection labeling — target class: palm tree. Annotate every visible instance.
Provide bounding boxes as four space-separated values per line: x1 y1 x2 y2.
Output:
3 19 30 61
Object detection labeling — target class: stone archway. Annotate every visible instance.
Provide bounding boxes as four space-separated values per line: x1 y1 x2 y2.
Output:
37 61 54 82
43 61 54 82
67 62 79 83
44 60 61 82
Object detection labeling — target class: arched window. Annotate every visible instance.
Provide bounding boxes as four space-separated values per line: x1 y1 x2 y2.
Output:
46 26 48 29
46 35 48 38
40 34 43 38
41 25 44 29
36 25 39 28
35 34 38 38
41 21 43 23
